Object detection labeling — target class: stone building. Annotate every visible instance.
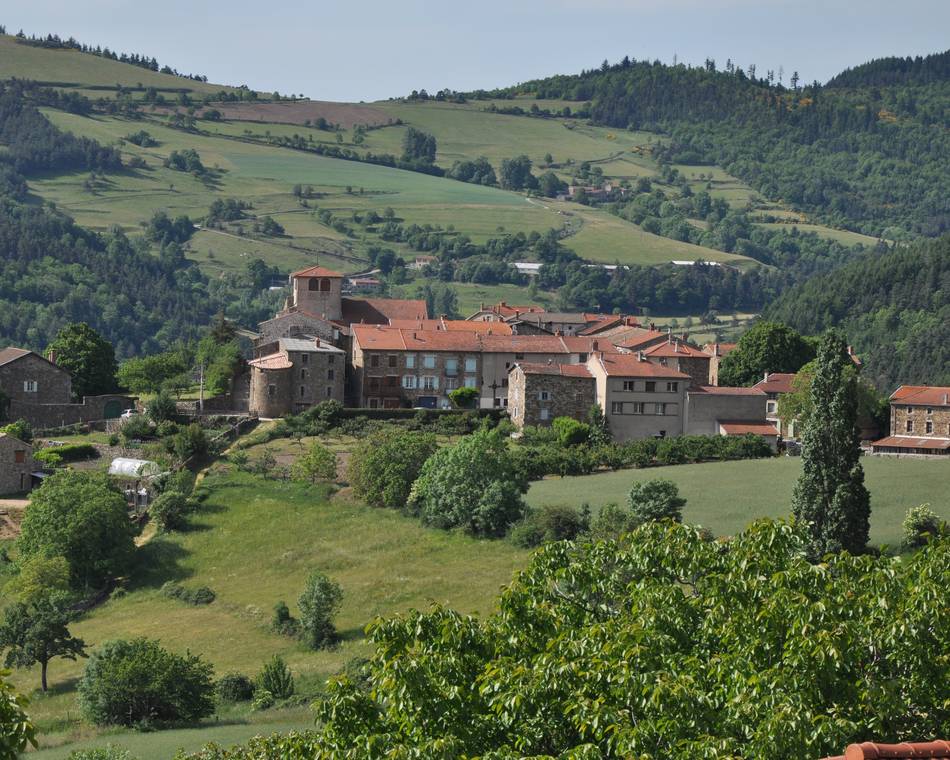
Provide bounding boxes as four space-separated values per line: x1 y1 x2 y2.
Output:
642 339 713 386
871 385 950 456
0 433 34 496
246 337 345 418
508 363 597 427
0 348 72 405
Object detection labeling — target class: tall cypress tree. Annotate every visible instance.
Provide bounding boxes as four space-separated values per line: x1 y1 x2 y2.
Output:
791 331 871 556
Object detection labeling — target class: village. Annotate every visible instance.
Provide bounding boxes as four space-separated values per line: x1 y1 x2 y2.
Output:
1 263 947 501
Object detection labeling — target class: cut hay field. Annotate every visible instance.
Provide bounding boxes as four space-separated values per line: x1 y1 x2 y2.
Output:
527 456 949 548
10 465 526 755
756 222 883 247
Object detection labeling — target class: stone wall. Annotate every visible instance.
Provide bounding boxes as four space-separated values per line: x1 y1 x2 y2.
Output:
256 310 336 345
0 353 71 404
8 395 134 431
0 435 33 495
891 403 950 439
354 348 480 409
508 369 596 428
249 364 293 418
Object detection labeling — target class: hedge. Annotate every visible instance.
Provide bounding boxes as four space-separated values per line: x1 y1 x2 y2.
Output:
34 443 98 466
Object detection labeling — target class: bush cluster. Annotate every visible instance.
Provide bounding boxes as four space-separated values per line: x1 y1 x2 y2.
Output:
33 442 98 467
162 582 216 605
216 672 255 703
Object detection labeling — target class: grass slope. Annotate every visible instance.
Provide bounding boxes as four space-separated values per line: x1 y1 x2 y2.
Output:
12 467 526 753
527 456 948 548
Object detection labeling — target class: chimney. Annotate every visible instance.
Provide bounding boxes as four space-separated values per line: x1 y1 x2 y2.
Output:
764 371 769 382
555 329 563 337
944 393 949 405
315 337 321 347
637 350 645 361
674 341 680 353
592 340 599 351
650 322 656 331
412 331 417 340
47 349 57 365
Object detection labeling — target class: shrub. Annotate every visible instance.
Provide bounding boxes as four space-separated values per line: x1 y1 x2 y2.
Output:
0 419 32 442
628 479 686 526
271 601 300 637
297 572 343 650
156 420 179 438
348 429 437 510
119 415 153 441
250 449 277 477
152 469 195 497
78 637 215 726
146 392 177 423
448 386 478 409
216 672 255 703
34 443 97 466
162 582 215 605
228 450 250 470
901 505 945 550
67 745 137 760
509 504 590 548
552 417 590 447
256 655 294 700
290 441 337 484
108 433 120 446
588 502 639 541
173 424 209 462
410 428 527 537
251 689 275 710
151 491 190 531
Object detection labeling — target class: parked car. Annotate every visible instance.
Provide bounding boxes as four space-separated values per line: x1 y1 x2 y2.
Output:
120 408 139 419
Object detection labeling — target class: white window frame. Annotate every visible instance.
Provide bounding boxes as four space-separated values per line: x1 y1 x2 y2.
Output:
422 376 438 390
423 354 437 369
666 381 679 393
23 380 38 393
402 375 418 389
444 377 459 391
622 380 635 392
445 358 459 376
405 354 416 369
464 356 477 373
539 408 550 421
538 390 550 401
464 375 477 388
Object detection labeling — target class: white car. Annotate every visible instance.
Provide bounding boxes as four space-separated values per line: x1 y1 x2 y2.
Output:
120 409 139 419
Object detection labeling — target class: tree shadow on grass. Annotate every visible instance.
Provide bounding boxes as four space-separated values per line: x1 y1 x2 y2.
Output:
335 625 366 644
129 537 193 590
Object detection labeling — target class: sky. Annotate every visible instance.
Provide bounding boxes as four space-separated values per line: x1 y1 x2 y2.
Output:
6 1 949 102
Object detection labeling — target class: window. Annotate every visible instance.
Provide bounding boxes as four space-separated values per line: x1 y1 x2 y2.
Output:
538 390 550 401
302 353 309 365
666 382 679 393
444 377 458 390
328 354 334 365
402 375 418 389
515 353 524 361
300 369 307 380
926 420 934 434
14 450 25 464
385 375 398 387
645 381 656 393
300 385 306 397
320 278 331 292
405 354 416 369
423 376 439 390
501 377 508 387
23 380 38 393
423 354 436 369
327 369 335 381
578 353 588 362
926 408 933 415
368 397 380 409
540 408 550 421
655 403 666 415
388 355 397 368
906 419 914 433
445 358 458 376
766 400 778 414
370 354 380 368
632 402 645 414
906 406 913 413
308 278 319 291
493 397 501 407
611 401 623 414
622 380 635 392
268 384 277 397
369 377 381 392
326 386 333 398
464 357 477 372
464 375 477 388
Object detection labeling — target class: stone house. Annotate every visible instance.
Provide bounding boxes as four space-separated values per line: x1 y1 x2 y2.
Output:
245 337 345 418
508 363 596 427
871 385 950 456
0 433 34 496
642 339 713 386
0 348 72 406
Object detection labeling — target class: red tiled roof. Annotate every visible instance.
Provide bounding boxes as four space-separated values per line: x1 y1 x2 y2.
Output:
515 362 593 378
690 385 765 396
821 740 950 760
248 353 293 370
386 319 513 335
595 353 691 378
719 421 779 436
871 435 950 451
352 328 626 356
889 385 950 407
616 328 671 350
292 265 344 278
341 297 428 325
643 340 710 358
0 347 31 366
753 372 797 394
560 336 621 354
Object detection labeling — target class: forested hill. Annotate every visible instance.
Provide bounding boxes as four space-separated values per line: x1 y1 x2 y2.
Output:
764 234 950 389
469 53 950 238
826 49 950 88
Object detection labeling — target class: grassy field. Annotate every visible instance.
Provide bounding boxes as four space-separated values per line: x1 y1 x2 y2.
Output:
9 461 526 754
527 456 949 548
756 222 883 247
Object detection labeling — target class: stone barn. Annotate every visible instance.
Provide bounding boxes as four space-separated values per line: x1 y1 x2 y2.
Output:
0 433 34 496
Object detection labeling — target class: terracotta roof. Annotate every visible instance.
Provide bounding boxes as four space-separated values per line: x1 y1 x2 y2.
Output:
0 347 31 367
291 265 344 278
889 386 950 407
386 319 513 335
616 328 671 350
248 352 293 370
643 340 710 358
577 315 627 335
703 342 738 357
689 385 765 396
560 336 621 354
719 421 780 436
352 328 624 356
753 372 797 394
595 353 691 379
822 740 950 760
341 297 428 325
515 362 593 378
871 435 950 451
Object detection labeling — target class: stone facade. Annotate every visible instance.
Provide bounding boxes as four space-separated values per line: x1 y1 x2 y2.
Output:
8 394 134 430
872 386 950 455
0 349 72 405
508 364 596 428
891 401 950 439
290 267 344 321
256 310 338 346
0 433 33 496
247 338 345 418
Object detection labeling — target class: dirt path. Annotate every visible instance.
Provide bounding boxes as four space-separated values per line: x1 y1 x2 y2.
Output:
0 499 27 540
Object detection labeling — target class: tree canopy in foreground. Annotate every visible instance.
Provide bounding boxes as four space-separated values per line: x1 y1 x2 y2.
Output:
181 521 949 759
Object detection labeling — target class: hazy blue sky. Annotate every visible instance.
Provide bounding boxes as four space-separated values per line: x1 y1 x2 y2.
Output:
7 1 949 101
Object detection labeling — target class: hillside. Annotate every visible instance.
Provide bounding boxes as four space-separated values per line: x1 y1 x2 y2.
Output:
765 234 950 389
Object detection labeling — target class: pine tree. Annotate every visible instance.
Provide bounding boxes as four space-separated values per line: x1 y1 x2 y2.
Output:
791 332 870 556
